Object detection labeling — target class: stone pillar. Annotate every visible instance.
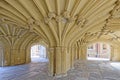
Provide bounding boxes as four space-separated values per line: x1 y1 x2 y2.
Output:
4 48 10 66
78 45 87 60
61 47 67 75
110 46 114 61
10 49 15 65
78 46 82 59
66 47 71 71
82 45 87 60
70 47 75 69
20 49 26 64
76 47 79 60
48 46 68 77
49 47 55 76
74 47 78 60
112 47 120 61
55 46 62 76
26 47 31 63
46 47 49 59
55 46 67 77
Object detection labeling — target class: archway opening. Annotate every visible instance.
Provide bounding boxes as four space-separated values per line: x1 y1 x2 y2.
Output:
31 45 48 62
87 43 111 60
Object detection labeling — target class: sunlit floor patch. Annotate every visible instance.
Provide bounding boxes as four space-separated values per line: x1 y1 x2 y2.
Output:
87 57 110 61
110 62 120 70
31 57 48 63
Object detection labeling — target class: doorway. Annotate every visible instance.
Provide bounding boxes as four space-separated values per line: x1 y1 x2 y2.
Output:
87 43 111 60
31 45 48 62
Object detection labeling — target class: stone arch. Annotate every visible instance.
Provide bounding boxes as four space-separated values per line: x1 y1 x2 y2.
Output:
25 39 49 63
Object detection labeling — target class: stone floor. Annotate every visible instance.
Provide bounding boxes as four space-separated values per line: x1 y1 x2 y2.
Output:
0 60 120 80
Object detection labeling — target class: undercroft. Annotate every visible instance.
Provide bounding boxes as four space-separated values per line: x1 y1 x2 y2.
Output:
0 0 120 76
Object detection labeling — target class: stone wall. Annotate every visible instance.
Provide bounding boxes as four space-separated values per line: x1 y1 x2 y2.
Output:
0 46 3 66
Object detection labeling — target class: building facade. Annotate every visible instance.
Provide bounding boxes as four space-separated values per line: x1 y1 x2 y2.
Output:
87 43 110 59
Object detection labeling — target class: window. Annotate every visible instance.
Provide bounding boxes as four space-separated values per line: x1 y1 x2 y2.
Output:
103 44 107 50
88 45 93 49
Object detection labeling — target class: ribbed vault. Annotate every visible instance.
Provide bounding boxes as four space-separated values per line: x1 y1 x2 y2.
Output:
1 0 120 76
0 0 119 46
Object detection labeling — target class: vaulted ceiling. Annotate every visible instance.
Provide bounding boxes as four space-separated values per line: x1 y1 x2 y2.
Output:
0 0 120 47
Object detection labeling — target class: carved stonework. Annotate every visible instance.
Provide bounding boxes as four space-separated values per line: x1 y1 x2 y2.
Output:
27 18 42 33
44 12 56 24
44 17 51 24
0 18 5 23
27 18 34 32
48 12 56 19
108 34 120 41
35 20 41 26
27 17 35 25
55 15 63 22
61 17 69 23
70 15 78 22
43 11 87 26
62 11 76 23
112 1 120 18
29 26 33 32
76 18 86 27
63 11 70 19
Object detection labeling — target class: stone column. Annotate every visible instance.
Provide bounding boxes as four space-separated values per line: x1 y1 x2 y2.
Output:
10 49 15 65
66 47 71 71
4 48 10 66
55 46 62 76
46 47 49 59
74 47 78 60
110 46 114 61
82 45 87 60
20 49 26 64
55 46 67 77
48 46 68 77
70 47 75 69
61 47 67 75
78 46 82 60
26 47 31 63
76 47 79 59
48 47 55 76
112 47 120 61
78 45 87 60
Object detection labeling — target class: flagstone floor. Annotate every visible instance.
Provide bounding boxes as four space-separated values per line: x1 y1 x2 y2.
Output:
0 59 120 80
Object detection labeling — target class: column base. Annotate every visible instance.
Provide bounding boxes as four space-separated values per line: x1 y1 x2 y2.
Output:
48 73 54 76
54 73 67 78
